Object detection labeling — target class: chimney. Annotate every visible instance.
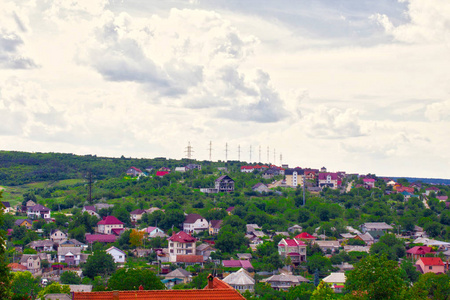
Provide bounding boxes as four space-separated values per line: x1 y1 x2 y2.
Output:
207 274 214 289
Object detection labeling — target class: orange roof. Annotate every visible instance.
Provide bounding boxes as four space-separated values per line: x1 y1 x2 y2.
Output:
8 263 27 270
73 277 245 300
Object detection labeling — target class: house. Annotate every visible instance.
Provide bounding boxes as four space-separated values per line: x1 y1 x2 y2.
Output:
416 257 445 274
2 201 11 213
28 240 55 252
82 206 99 218
323 273 346 293
97 216 124 234
106 246 126 263
252 183 270 193
20 254 41 274
209 220 223 235
318 173 339 189
175 167 186 172
288 225 303 233
141 226 166 238
240 166 254 173
27 204 51 219
156 171 170 177
226 206 235 215
215 175 235 192
130 209 146 222
425 187 440 196
44 294 71 300
168 231 197 262
353 233 375 246
14 219 33 229
59 239 88 250
360 222 393 233
223 268 255 293
72 275 246 300
314 240 340 253
304 169 318 181
343 245 370 253
165 268 192 284
126 167 143 177
50 230 68 243
363 178 376 189
186 164 202 171
85 234 117 244
407 246 434 260
437 196 449 202
183 213 208 234
196 243 216 261
278 238 307 264
222 260 253 270
246 224 261 234
320 166 327 172
58 246 81 266
294 232 317 241
8 263 27 272
284 168 305 187
261 274 309 291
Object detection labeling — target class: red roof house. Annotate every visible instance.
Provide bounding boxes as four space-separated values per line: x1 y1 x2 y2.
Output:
416 257 445 274
97 216 124 234
156 171 170 177
85 234 118 244
295 232 317 240
407 246 434 260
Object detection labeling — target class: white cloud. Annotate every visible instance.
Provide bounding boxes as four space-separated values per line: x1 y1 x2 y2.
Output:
425 100 450 122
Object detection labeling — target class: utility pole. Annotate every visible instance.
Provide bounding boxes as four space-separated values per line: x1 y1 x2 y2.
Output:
249 145 252 162
238 145 241 161
185 141 194 159
208 141 213 161
87 171 93 204
303 174 306 206
225 143 228 162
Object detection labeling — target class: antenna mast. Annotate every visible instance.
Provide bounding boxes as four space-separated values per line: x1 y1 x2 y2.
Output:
238 145 241 161
208 141 213 161
185 141 194 159
280 153 282 166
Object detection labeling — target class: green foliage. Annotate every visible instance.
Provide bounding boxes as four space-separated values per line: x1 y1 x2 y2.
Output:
82 250 116 279
408 272 450 300
287 283 315 300
311 281 336 300
345 254 407 300
399 260 421 284
369 234 405 261
0 195 12 299
304 254 332 275
60 270 82 284
107 268 165 291
10 271 41 299
38 282 70 299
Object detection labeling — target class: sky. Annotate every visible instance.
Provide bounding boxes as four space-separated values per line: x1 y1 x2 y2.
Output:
1 0 450 179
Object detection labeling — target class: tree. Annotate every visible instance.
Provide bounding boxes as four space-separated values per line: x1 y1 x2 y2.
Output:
69 225 86 243
311 281 336 300
408 272 450 300
129 229 145 248
60 270 82 284
10 271 41 299
107 268 165 291
287 283 315 300
345 254 407 300
399 260 420 284
37 282 70 299
82 250 116 279
0 196 12 299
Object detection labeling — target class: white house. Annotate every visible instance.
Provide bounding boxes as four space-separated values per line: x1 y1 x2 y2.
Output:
141 226 167 238
106 246 126 263
27 204 51 219
183 214 208 234
50 230 68 243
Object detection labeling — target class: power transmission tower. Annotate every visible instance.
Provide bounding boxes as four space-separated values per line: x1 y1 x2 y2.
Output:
87 171 93 204
267 146 270 163
280 153 283 165
238 145 241 161
249 145 252 162
208 141 213 161
273 148 276 164
185 141 194 159
259 146 261 163
225 143 228 162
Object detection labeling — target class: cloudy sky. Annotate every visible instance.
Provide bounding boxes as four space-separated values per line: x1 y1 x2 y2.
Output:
1 0 449 178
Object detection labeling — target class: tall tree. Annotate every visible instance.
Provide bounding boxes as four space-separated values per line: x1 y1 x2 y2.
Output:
0 195 12 299
82 250 116 279
345 254 407 300
107 268 165 291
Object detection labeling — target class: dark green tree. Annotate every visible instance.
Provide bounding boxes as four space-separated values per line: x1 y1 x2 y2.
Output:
0 196 12 299
107 268 165 291
82 250 116 279
60 270 82 284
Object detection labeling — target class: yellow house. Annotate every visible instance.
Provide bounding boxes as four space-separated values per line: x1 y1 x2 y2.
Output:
284 168 305 187
14 219 33 229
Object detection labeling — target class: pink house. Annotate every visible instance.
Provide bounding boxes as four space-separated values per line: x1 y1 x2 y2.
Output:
363 178 375 188
407 246 434 260
318 173 339 189
416 257 445 274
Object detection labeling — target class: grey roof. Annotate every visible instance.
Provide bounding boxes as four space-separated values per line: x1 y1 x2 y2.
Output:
358 233 374 242
262 273 309 283
315 240 340 248
362 222 393 230
69 285 93 292
288 225 303 232
340 233 356 239
20 254 40 263
29 240 55 248
58 246 81 256
59 239 85 246
236 253 252 260
14 219 32 226
165 268 191 278
323 273 346 284
223 268 255 286
2 201 10 208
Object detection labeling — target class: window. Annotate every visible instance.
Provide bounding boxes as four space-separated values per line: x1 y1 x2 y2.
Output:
429 266 432 270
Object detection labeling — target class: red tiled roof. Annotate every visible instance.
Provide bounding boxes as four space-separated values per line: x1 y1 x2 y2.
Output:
156 171 169 177
129 166 143 173
420 257 444 266
295 232 317 240
176 255 204 263
318 173 338 180
111 228 124 235
240 166 253 170
130 209 146 215
168 231 197 243
98 216 124 225
287 252 300 256
8 263 27 270
280 239 306 246
85 234 117 243
407 246 433 255
222 260 253 269
226 206 235 212
363 178 375 183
